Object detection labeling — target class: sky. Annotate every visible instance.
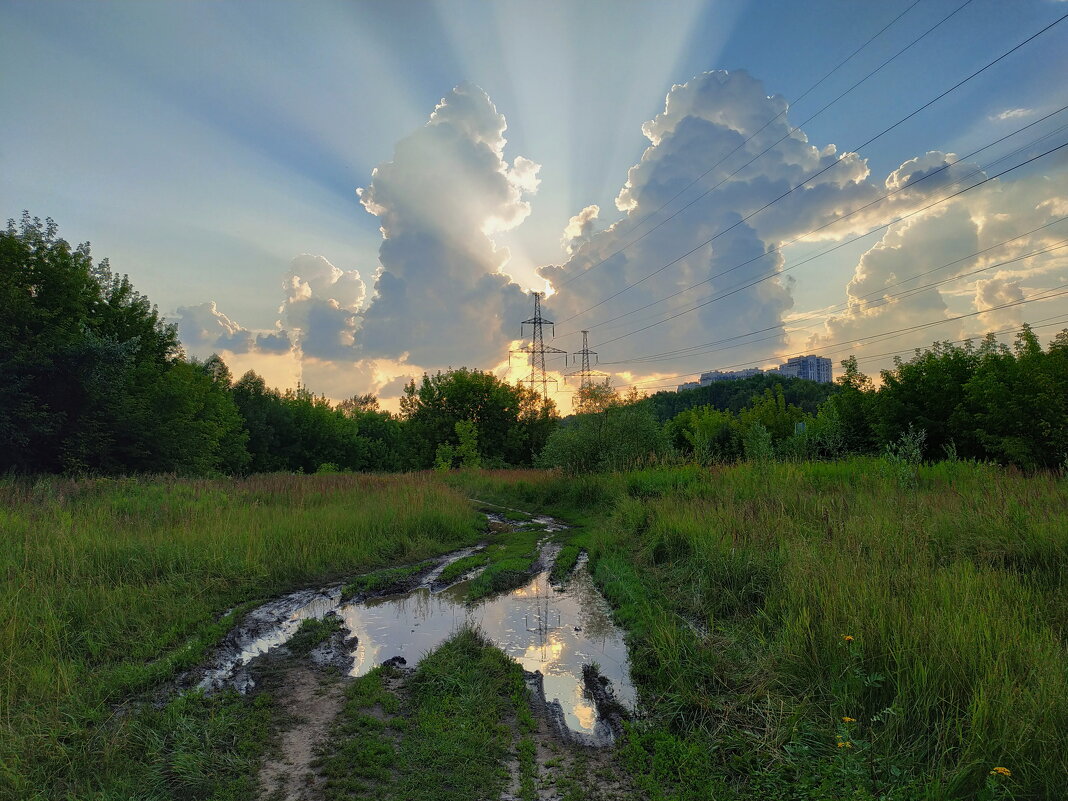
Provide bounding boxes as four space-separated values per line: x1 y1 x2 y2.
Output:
3 0 1068 407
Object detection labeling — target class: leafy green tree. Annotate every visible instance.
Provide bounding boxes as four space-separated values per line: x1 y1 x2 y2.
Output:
645 373 837 422
826 356 878 454
0 214 250 474
232 373 404 473
574 380 619 414
454 420 482 468
537 399 669 473
738 386 806 441
964 327 1068 469
231 371 291 472
400 368 556 468
877 342 979 456
665 405 742 464
145 359 250 475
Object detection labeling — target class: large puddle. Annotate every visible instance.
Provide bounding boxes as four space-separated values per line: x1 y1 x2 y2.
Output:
195 513 635 741
339 556 635 736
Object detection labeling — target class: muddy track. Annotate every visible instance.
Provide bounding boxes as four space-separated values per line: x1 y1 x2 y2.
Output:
172 508 638 800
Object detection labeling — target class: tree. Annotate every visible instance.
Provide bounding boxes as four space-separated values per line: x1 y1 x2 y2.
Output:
0 214 202 473
665 405 742 464
877 341 979 456
574 381 619 414
964 326 1068 469
537 397 669 474
826 355 877 454
338 393 379 415
400 368 557 468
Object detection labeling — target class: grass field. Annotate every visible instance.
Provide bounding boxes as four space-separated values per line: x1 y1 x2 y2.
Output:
4 461 1065 800
0 473 481 799
318 628 536 801
447 459 1068 800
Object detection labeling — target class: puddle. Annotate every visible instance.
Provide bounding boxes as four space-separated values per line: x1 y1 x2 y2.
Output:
192 511 634 742
337 557 634 737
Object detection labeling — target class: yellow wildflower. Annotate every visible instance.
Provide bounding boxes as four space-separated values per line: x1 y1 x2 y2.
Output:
990 767 1011 777
842 635 854 643
837 741 853 748
841 716 856 723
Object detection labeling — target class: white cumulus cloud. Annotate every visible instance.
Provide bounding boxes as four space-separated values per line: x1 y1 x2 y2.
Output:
174 301 254 354
353 82 538 367
281 253 366 361
991 108 1035 121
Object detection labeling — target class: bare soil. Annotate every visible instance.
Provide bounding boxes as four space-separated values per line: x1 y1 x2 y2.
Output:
258 667 346 801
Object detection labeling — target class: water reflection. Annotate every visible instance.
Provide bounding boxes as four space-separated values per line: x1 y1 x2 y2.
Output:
337 565 634 734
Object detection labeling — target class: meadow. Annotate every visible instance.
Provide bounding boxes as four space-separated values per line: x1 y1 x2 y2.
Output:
2 460 1065 800
449 460 1068 800
0 473 481 799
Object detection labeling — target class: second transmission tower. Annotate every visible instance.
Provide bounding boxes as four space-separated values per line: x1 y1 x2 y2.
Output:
510 292 566 399
565 330 610 405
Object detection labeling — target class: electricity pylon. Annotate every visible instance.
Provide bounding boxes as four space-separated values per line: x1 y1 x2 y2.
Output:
510 292 566 399
565 330 610 407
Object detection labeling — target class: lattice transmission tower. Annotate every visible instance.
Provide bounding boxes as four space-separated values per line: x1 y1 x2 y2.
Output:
564 330 610 406
510 292 566 399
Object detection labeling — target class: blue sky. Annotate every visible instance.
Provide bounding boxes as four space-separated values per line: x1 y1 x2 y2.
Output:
3 0 1067 400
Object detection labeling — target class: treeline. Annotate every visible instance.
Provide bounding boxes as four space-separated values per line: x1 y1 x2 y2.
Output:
6 215 1065 476
645 371 838 420
540 333 1068 473
1 215 554 476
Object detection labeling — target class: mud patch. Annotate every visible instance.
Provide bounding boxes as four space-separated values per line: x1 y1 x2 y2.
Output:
258 666 346 801
190 586 342 694
337 558 634 739
504 673 642 800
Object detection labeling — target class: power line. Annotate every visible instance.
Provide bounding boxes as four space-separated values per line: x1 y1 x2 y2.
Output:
557 9 1068 326
563 314 1068 395
588 140 1068 350
561 107 1068 339
604 232 1068 366
601 283 1068 392
557 0 931 289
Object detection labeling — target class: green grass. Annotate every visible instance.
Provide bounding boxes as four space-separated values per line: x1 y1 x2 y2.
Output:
446 459 1068 801
449 468 612 528
319 628 533 800
464 525 545 602
0 472 482 800
341 561 432 600
549 544 582 584
436 551 491 585
287 615 344 656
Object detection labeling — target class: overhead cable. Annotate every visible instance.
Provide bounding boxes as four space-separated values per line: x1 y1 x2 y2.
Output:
557 9 1068 325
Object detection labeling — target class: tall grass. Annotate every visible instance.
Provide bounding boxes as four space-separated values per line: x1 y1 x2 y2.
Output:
0 473 480 799
451 460 1068 800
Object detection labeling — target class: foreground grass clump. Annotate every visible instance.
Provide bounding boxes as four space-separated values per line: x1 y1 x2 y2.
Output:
464 525 544 602
341 561 432 600
447 460 1068 800
319 628 535 800
549 544 582 584
437 551 491 585
0 473 481 800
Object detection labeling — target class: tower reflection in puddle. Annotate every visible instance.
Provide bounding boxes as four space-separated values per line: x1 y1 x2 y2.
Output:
337 565 634 734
